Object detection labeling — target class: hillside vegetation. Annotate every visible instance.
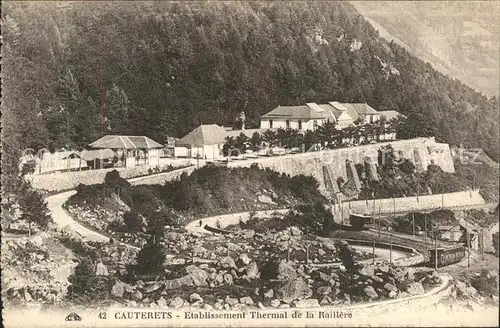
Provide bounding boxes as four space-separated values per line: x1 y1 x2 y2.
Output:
2 1 498 173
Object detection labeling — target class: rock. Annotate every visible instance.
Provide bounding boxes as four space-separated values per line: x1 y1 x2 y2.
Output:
258 301 265 309
406 282 425 295
295 299 320 308
157 297 168 308
132 290 143 301
317 249 326 256
278 278 313 304
218 256 237 269
226 297 239 306
246 262 260 280
24 291 33 302
359 266 375 277
377 264 390 274
370 275 384 283
136 280 145 288
364 286 378 299
239 296 254 305
190 293 203 303
239 254 251 266
270 299 281 308
144 282 163 294
169 297 185 308
320 295 333 306
203 304 213 310
29 236 44 247
316 286 332 295
388 291 398 298
264 289 274 299
111 281 125 298
185 265 209 287
277 260 298 280
384 283 398 293
224 273 233 285
165 275 194 290
214 301 223 310
149 302 159 308
258 195 275 204
290 226 302 236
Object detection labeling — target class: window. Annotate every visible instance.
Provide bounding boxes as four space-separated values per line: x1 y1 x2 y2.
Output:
298 120 302 130
286 120 290 128
269 120 273 128
313 120 318 130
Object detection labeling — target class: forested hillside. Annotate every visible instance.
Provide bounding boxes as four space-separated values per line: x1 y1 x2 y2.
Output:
2 1 499 168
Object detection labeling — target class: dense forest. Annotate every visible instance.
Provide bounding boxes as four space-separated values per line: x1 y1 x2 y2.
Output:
2 1 499 178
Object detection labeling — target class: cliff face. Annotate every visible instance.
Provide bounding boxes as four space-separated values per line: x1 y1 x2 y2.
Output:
228 138 455 195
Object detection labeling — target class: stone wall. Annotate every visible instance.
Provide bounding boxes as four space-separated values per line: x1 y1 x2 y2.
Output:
339 190 486 218
29 160 193 192
227 138 455 194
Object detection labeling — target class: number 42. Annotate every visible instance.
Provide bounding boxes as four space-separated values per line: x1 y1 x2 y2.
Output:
98 312 107 319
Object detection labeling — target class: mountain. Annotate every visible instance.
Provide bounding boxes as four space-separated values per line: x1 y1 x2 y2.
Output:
351 1 500 97
1 1 499 166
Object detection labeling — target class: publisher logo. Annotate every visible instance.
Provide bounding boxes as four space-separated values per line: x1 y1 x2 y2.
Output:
65 312 82 321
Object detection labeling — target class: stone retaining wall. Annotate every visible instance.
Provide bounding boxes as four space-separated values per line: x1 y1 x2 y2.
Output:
28 162 193 192
227 137 455 193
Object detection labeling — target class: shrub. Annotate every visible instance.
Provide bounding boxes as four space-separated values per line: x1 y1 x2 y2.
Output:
123 211 143 231
135 241 166 274
67 256 109 303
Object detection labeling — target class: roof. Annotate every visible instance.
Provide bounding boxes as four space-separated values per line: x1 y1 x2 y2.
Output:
80 149 116 161
378 110 406 120
330 103 360 121
89 135 163 149
175 124 228 147
41 150 82 161
261 105 326 120
349 103 379 115
225 128 278 139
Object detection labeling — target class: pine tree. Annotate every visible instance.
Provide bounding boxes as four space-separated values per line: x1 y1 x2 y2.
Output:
67 256 109 303
18 187 52 235
135 240 166 274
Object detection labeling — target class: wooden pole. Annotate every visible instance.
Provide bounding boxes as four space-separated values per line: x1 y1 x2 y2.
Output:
412 211 415 236
466 219 470 269
389 234 393 264
424 213 427 248
372 240 375 264
481 228 485 262
434 236 438 271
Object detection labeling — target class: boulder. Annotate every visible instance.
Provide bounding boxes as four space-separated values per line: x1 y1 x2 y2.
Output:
264 289 274 299
164 275 194 290
278 278 313 304
277 260 298 280
95 262 109 276
316 286 332 295
317 249 326 257
239 254 252 266
359 266 375 277
185 265 209 287
144 282 163 294
111 281 125 298
364 286 378 299
189 293 203 303
239 296 254 306
383 283 398 293
406 282 425 295
218 256 237 269
295 299 320 308
290 227 302 236
224 273 234 285
226 297 239 306
246 262 260 280
169 297 185 308
132 290 143 301
270 299 281 308
29 236 44 247
258 195 275 204
157 297 168 308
